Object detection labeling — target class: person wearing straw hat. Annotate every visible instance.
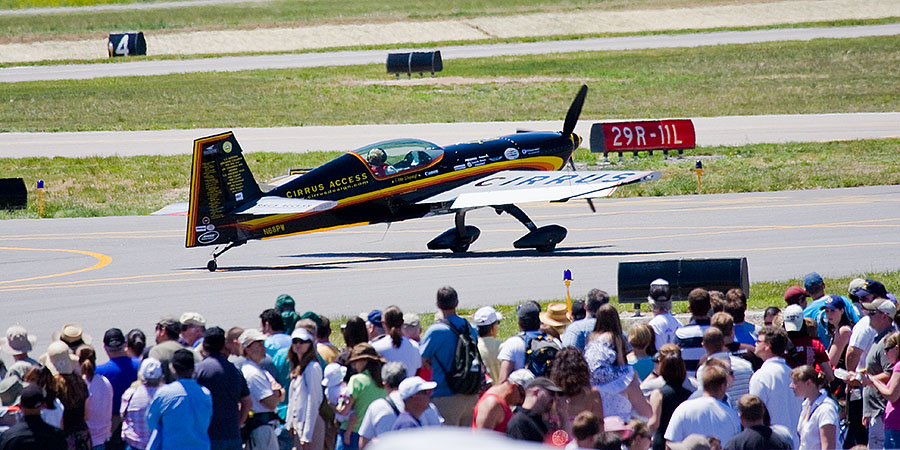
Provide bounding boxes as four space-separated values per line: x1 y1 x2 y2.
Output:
42 341 93 449
52 323 92 353
1 325 39 368
540 303 572 336
335 343 386 450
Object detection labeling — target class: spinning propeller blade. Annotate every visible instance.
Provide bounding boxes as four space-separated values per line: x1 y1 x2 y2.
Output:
562 84 588 137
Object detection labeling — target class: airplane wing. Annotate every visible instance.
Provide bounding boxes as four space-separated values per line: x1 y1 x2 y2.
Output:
230 196 338 215
151 197 336 216
417 170 660 209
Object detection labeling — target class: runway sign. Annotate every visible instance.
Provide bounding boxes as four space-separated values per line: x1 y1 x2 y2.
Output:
108 32 147 57
617 257 749 304
590 119 695 160
0 178 27 210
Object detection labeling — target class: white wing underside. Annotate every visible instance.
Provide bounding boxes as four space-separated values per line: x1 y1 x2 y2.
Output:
150 197 337 216
417 170 660 209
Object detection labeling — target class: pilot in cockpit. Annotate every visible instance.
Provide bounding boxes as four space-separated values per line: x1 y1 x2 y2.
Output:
367 148 397 177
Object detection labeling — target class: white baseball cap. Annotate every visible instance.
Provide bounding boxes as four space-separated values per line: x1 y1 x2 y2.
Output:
783 304 805 332
398 376 437 400
473 306 503 327
238 328 266 348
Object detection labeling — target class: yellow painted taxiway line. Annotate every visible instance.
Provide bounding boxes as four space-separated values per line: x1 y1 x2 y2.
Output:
0 247 112 284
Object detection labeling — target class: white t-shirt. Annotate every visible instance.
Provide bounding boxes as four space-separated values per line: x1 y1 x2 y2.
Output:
749 357 802 433
358 391 443 439
694 352 753 409
371 335 422 377
242 359 276 413
649 312 683 350
84 374 114 446
848 316 877 371
664 396 741 444
798 392 840 450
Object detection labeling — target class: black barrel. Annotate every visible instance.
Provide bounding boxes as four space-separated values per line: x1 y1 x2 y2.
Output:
617 258 749 304
0 178 27 210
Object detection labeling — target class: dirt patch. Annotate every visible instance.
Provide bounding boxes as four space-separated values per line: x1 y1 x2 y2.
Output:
2 0 899 63
346 75 603 86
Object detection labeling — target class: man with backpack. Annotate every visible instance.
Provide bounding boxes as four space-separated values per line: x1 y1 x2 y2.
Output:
420 286 483 426
498 302 561 383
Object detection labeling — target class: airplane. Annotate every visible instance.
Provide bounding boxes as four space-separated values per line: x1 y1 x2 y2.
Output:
171 85 660 271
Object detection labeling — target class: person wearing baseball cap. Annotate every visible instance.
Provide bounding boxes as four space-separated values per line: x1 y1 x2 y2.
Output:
473 368 535 432
0 384 66 449
784 286 811 308
390 377 438 431
646 279 684 351
178 312 206 349
782 305 835 383
505 377 568 442
498 301 562 383
96 327 138 448
194 326 252 450
473 306 504 385
803 272 827 302
120 358 163 450
237 328 284 449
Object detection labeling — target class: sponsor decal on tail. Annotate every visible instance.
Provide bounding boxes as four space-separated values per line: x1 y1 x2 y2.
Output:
185 132 262 247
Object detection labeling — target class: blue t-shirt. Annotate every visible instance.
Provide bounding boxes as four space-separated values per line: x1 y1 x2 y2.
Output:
194 353 250 440
420 314 477 398
146 378 213 450
391 411 421 430
561 318 596 351
265 333 292 359
96 355 139 415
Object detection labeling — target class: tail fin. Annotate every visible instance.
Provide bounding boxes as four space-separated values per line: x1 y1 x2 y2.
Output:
185 132 262 248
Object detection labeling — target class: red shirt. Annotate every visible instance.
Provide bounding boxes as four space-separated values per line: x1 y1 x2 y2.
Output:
789 336 829 370
472 392 513 432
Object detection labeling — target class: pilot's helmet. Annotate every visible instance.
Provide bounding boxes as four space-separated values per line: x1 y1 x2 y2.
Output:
367 148 386 165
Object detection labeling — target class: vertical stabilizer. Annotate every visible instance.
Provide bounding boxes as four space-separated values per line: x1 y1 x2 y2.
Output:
186 132 262 248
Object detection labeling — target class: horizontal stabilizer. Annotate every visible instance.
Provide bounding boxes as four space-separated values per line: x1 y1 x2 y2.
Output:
417 170 660 209
231 196 337 215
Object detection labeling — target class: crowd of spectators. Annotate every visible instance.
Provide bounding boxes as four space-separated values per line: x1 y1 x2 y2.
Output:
0 274 894 450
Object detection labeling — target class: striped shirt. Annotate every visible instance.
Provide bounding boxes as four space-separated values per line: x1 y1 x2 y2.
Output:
120 384 158 450
674 319 710 377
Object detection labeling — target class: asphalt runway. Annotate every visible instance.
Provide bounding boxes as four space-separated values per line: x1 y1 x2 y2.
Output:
2 185 899 365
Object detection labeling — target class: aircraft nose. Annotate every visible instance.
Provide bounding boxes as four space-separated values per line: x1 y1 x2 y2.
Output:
572 132 582 149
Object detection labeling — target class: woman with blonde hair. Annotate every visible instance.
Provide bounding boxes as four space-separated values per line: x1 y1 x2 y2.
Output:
585 304 651 420
285 328 324 450
791 364 839 450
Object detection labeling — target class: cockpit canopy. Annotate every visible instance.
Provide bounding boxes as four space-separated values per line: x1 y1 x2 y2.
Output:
352 139 444 178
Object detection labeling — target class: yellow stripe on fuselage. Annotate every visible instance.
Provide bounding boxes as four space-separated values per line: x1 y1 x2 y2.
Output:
239 155 564 230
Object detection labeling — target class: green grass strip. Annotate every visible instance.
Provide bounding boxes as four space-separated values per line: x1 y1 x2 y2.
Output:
3 35 898 132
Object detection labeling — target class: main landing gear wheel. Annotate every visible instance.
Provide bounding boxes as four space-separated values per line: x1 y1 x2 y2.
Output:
427 210 480 253
496 205 567 252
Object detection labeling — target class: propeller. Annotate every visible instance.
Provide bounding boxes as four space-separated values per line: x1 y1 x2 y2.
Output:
563 85 595 213
562 84 588 137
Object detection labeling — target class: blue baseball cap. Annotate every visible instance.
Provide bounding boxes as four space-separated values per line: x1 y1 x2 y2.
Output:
803 272 824 291
820 295 845 311
366 310 383 328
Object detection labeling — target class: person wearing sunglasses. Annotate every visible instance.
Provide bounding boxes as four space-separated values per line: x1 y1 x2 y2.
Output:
863 332 900 448
473 369 534 433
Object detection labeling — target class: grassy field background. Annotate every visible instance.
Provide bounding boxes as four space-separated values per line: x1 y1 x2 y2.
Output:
3 35 899 132
0 0 763 40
